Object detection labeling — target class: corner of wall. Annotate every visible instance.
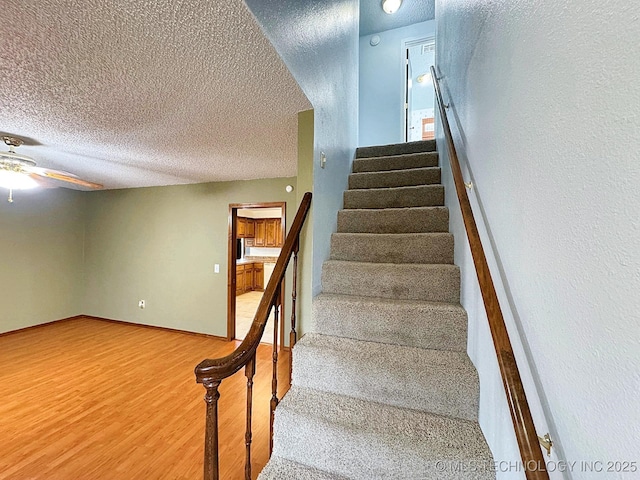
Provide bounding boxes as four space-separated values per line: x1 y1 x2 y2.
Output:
297 109 315 337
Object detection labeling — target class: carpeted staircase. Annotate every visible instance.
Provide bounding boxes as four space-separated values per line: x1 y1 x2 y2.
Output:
259 140 494 479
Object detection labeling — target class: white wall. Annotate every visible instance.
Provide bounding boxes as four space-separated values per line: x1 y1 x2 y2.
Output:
244 0 360 333
436 0 640 478
359 20 435 146
0 188 85 333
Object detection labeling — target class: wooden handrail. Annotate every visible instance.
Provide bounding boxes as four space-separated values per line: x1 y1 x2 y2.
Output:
195 192 312 480
431 66 549 480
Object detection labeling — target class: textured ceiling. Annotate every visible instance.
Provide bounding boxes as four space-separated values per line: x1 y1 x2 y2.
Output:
0 1 311 189
360 0 435 37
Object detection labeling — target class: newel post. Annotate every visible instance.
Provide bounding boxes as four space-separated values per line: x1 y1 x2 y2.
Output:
203 379 221 480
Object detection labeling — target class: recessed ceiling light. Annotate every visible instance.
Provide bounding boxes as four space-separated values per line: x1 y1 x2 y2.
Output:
382 0 402 14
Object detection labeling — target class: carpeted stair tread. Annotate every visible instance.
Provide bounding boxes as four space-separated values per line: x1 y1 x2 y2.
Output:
344 184 444 209
337 206 449 233
259 457 348 480
292 333 479 420
330 232 454 264
356 139 436 158
348 166 441 189
312 293 467 351
352 152 438 173
272 386 494 480
263 139 496 479
322 260 460 303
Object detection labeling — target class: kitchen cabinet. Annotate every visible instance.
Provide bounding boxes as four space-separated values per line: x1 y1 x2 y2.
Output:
269 218 283 247
236 217 256 238
237 217 246 237
254 220 266 246
277 220 284 246
236 262 264 295
253 218 283 247
244 264 254 293
254 263 264 290
246 218 255 237
265 219 277 247
235 265 244 295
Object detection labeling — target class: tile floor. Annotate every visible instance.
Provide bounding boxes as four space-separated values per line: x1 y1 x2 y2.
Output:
236 291 276 344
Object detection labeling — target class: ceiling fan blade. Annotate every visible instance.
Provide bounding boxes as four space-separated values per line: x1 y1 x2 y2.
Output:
28 166 103 189
28 173 57 188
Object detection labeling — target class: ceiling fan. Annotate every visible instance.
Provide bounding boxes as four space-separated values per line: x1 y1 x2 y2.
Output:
0 136 103 203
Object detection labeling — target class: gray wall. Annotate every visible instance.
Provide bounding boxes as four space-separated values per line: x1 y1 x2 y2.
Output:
244 0 360 298
0 189 85 333
359 20 436 147
436 0 640 477
83 178 296 337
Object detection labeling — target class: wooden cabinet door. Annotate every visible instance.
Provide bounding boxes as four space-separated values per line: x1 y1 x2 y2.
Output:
254 264 264 290
265 219 277 247
235 265 244 295
275 218 283 247
245 265 254 293
237 217 246 238
254 220 266 246
246 219 255 237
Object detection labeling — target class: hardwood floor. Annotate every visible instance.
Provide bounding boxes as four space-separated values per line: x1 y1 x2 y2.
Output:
0 318 290 479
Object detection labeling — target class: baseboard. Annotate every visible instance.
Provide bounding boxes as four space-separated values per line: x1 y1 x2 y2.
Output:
0 315 84 337
1 315 267 345
83 315 229 341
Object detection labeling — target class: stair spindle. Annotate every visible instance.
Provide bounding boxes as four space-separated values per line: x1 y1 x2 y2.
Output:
269 289 281 455
289 238 299 381
203 379 221 480
244 355 256 480
195 193 312 479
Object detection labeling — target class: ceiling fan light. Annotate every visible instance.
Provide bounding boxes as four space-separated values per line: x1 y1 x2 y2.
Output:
382 0 402 14
0 170 38 190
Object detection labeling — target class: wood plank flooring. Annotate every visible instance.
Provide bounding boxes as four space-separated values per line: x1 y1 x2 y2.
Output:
0 318 290 479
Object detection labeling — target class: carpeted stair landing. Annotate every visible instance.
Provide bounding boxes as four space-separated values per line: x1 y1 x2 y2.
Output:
259 140 494 479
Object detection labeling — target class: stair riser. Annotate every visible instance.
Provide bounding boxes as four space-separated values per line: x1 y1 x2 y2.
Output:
322 262 460 303
259 457 348 479
344 185 444 209
337 207 449 233
356 139 436 158
330 233 454 264
292 336 479 420
352 152 438 173
348 167 441 189
312 295 467 351
272 391 493 480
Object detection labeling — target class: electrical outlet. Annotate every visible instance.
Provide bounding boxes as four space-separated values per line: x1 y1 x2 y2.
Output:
138 300 145 309
320 152 326 168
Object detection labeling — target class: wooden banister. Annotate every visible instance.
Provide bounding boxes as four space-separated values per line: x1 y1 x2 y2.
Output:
195 192 312 480
431 66 549 480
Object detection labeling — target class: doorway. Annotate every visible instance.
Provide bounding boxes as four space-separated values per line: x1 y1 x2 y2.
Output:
404 37 436 142
227 202 286 345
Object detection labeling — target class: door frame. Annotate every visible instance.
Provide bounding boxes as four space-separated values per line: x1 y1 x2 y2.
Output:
403 36 435 142
227 201 286 343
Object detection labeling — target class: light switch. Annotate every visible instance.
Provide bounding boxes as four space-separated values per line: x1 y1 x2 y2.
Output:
214 264 220 273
